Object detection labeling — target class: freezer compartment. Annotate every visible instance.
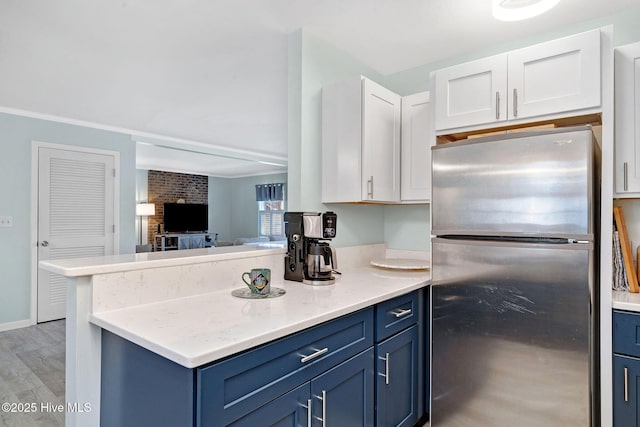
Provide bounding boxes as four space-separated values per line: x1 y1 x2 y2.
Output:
431 127 596 238
431 238 593 427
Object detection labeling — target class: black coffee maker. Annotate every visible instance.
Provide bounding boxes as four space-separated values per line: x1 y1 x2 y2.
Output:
284 212 338 285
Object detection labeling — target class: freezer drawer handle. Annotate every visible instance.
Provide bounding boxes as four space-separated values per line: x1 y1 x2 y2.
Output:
300 347 329 363
625 367 629 402
391 308 412 318
624 162 629 191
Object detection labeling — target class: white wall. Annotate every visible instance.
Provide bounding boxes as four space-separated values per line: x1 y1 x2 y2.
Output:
288 30 389 248
0 112 136 325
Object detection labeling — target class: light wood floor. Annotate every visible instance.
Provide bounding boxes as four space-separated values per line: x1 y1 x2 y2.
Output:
0 320 65 427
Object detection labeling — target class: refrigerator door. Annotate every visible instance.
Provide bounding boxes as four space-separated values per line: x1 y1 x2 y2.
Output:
431 238 593 427
431 127 595 239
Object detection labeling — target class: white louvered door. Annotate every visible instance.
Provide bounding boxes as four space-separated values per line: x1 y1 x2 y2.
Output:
37 147 115 322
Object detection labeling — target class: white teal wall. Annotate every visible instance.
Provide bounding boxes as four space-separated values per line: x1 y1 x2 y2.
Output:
228 173 288 239
135 169 150 244
0 112 136 325
288 30 390 248
208 173 288 242
208 176 232 242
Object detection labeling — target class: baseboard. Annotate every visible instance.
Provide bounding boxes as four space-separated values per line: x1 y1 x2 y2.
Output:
0 319 33 332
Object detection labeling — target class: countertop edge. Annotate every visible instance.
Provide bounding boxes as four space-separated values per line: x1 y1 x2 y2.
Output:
612 290 640 313
40 246 286 277
90 280 429 368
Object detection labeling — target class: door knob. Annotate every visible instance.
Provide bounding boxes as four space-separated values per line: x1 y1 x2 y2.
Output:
41 241 49 247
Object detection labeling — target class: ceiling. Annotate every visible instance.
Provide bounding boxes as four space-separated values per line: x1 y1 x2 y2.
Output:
0 0 637 174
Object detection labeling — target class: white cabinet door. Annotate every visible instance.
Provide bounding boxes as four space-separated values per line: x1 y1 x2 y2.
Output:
615 42 640 195
401 91 433 202
434 54 507 131
508 29 601 120
361 78 401 202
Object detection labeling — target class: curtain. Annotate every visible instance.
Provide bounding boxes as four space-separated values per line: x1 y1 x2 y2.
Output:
255 183 285 201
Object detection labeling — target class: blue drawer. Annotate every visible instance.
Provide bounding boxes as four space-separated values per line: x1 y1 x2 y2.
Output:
614 310 640 358
376 290 420 342
197 307 374 426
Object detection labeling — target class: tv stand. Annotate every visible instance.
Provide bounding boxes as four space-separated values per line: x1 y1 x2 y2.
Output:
154 233 212 251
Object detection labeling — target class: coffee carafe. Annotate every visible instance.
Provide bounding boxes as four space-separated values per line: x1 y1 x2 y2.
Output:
284 212 339 285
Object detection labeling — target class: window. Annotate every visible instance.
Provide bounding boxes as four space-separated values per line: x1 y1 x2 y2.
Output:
256 183 285 236
258 200 285 236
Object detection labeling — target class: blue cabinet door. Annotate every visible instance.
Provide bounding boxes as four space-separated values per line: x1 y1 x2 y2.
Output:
376 324 419 427
228 383 311 427
424 288 429 418
311 349 375 427
614 354 640 427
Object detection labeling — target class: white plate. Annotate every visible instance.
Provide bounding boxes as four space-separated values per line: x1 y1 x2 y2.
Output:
370 258 430 270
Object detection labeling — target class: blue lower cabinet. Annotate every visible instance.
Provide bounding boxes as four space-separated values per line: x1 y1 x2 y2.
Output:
311 349 375 427
100 289 428 426
424 288 430 418
100 330 195 427
614 354 640 427
227 383 311 427
375 325 419 427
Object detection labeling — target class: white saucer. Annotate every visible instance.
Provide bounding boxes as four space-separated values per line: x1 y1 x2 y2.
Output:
370 258 430 270
231 287 286 299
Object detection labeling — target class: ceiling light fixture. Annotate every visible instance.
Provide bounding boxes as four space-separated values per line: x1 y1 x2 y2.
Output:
492 0 560 21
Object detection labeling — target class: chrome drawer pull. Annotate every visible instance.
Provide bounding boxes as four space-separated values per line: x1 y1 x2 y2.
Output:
299 399 312 427
379 353 390 385
391 308 412 318
300 347 329 363
625 367 629 402
314 391 327 427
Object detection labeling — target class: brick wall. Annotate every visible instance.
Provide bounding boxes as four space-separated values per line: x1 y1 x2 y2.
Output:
147 170 208 243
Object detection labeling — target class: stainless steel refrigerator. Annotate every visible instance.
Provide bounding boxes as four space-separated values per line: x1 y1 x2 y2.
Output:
430 126 599 427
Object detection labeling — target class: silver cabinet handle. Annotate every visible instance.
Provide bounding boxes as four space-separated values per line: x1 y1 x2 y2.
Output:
314 390 327 427
40 241 49 247
300 347 328 363
379 352 390 385
367 176 374 199
307 398 312 427
513 88 518 117
624 162 629 191
391 308 412 318
625 367 629 402
495 91 500 120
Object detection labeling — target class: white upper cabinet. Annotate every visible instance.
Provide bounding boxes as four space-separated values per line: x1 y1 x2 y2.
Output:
401 91 433 202
361 79 402 202
322 76 401 203
508 29 600 120
615 42 640 196
434 29 601 133
434 55 507 131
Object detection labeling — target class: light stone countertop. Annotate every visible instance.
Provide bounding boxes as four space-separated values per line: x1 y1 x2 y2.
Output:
613 290 640 312
39 244 286 277
89 265 430 368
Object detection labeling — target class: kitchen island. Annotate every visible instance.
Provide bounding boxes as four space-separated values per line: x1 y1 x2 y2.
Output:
39 243 430 427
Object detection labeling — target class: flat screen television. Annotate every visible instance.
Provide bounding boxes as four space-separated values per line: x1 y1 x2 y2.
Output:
163 203 208 233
